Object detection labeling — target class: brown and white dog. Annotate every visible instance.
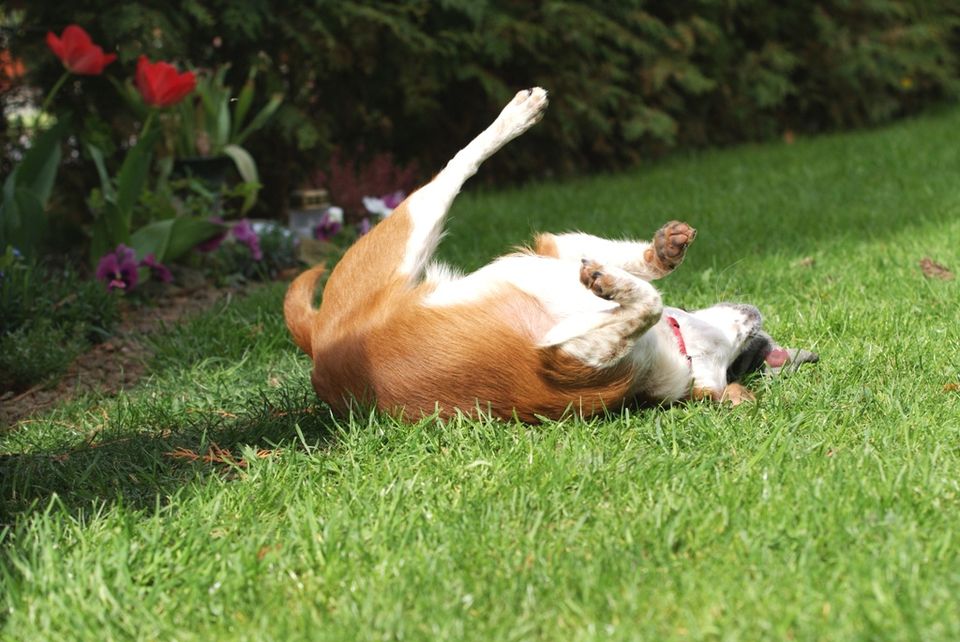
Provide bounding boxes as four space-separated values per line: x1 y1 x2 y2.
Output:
285 88 815 422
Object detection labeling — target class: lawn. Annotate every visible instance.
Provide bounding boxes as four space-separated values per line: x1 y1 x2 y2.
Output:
2 106 960 641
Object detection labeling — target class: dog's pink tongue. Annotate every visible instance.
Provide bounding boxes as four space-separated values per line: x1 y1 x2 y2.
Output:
765 348 790 368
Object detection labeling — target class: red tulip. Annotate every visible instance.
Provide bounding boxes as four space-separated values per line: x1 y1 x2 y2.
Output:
135 56 196 107
46 25 116 75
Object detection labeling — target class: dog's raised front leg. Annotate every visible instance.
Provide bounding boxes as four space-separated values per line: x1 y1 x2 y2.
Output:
400 88 549 283
547 259 663 368
534 221 696 280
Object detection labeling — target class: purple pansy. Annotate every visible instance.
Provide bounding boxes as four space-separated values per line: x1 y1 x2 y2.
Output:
382 190 405 210
232 219 263 261
96 244 139 291
313 208 343 241
140 253 172 283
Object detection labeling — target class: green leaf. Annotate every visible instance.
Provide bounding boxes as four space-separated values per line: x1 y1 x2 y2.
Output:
0 118 70 255
173 96 198 157
17 117 70 192
89 217 111 265
115 128 161 222
222 144 259 184
4 188 45 254
155 155 175 195
14 187 47 252
232 76 256 138
222 145 260 214
1 171 20 249
130 218 224 264
215 99 231 151
89 201 130 264
86 144 116 202
232 94 282 146
223 145 260 214
108 77 150 122
212 63 231 88
22 140 62 208
16 116 70 202
622 106 677 143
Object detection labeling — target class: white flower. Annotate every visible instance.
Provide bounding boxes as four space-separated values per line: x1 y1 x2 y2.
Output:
362 196 393 218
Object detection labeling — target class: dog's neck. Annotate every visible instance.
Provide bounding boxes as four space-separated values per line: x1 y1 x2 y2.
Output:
665 315 692 365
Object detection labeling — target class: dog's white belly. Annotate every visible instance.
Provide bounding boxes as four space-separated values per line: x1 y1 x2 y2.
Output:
424 254 619 346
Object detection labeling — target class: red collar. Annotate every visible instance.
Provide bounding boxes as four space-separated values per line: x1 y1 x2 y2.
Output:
666 315 692 364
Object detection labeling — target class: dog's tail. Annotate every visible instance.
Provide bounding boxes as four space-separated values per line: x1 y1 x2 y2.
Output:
284 263 326 355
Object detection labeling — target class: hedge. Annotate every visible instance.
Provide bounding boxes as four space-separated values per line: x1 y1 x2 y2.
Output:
7 0 960 216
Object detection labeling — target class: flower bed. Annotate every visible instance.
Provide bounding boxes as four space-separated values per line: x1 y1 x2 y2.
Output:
1 23 417 400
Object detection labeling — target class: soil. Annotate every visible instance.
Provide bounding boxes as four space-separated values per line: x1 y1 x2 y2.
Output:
0 280 256 429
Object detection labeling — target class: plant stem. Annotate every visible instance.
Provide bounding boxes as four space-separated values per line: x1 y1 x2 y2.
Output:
140 110 157 139
40 71 71 115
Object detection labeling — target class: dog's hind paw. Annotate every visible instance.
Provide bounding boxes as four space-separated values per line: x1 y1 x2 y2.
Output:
497 87 549 139
651 221 696 272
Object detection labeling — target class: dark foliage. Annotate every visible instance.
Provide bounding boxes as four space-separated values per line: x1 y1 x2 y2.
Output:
312 150 420 220
7 1 960 218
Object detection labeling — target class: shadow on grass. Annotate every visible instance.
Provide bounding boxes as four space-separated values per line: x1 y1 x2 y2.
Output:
0 384 339 523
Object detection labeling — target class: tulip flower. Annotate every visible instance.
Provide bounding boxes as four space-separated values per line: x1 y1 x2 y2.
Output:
135 56 196 108
43 25 117 113
46 25 116 75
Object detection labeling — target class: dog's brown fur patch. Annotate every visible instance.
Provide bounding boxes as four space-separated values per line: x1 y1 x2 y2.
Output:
285 204 636 422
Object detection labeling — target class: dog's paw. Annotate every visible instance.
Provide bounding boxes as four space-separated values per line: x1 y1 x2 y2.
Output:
652 221 696 271
579 259 620 300
498 87 549 138
721 382 755 406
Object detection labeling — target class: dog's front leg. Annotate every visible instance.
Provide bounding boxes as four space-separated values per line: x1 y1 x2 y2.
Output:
690 382 756 406
534 221 696 280
546 259 663 368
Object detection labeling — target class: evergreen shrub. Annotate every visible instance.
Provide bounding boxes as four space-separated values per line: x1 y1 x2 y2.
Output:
9 1 959 207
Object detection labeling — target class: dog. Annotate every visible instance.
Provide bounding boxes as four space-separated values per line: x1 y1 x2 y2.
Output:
285 88 817 422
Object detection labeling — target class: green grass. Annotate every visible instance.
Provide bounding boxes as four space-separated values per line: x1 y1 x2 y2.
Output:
3 107 960 641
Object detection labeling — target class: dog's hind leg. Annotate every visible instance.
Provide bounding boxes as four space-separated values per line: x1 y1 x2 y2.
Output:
316 88 548 319
399 88 549 283
534 220 696 280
